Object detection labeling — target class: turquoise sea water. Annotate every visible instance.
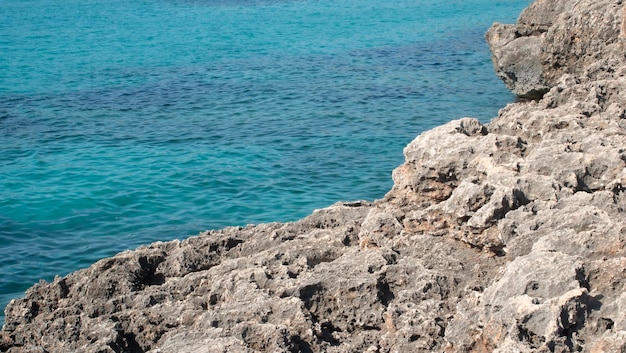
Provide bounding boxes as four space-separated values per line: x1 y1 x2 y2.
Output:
0 0 529 323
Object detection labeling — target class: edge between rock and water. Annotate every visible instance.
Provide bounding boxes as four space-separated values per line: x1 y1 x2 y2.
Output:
1 0 625 351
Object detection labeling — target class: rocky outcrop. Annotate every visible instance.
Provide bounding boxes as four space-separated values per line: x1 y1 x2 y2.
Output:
1 0 625 352
486 0 625 100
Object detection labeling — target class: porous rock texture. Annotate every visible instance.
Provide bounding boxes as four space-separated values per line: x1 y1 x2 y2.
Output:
486 0 626 100
2 0 625 352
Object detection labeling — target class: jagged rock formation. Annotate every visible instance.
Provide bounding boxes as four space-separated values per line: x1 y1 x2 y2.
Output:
2 0 625 352
486 0 625 100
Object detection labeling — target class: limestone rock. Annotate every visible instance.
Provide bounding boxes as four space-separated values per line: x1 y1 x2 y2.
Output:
2 0 625 352
486 0 626 99
486 24 549 99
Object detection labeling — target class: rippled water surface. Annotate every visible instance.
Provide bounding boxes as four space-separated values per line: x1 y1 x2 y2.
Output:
0 0 530 322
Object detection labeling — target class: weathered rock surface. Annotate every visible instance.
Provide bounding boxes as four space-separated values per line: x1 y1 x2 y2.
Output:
2 0 625 352
486 0 626 99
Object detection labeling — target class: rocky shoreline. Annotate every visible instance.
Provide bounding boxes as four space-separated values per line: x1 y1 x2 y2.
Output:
2 0 625 351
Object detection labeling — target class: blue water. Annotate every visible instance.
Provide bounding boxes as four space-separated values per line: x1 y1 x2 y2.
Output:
0 0 529 324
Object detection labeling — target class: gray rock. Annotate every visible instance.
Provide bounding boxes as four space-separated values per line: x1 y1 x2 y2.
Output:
486 24 549 99
2 0 625 352
487 0 626 100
